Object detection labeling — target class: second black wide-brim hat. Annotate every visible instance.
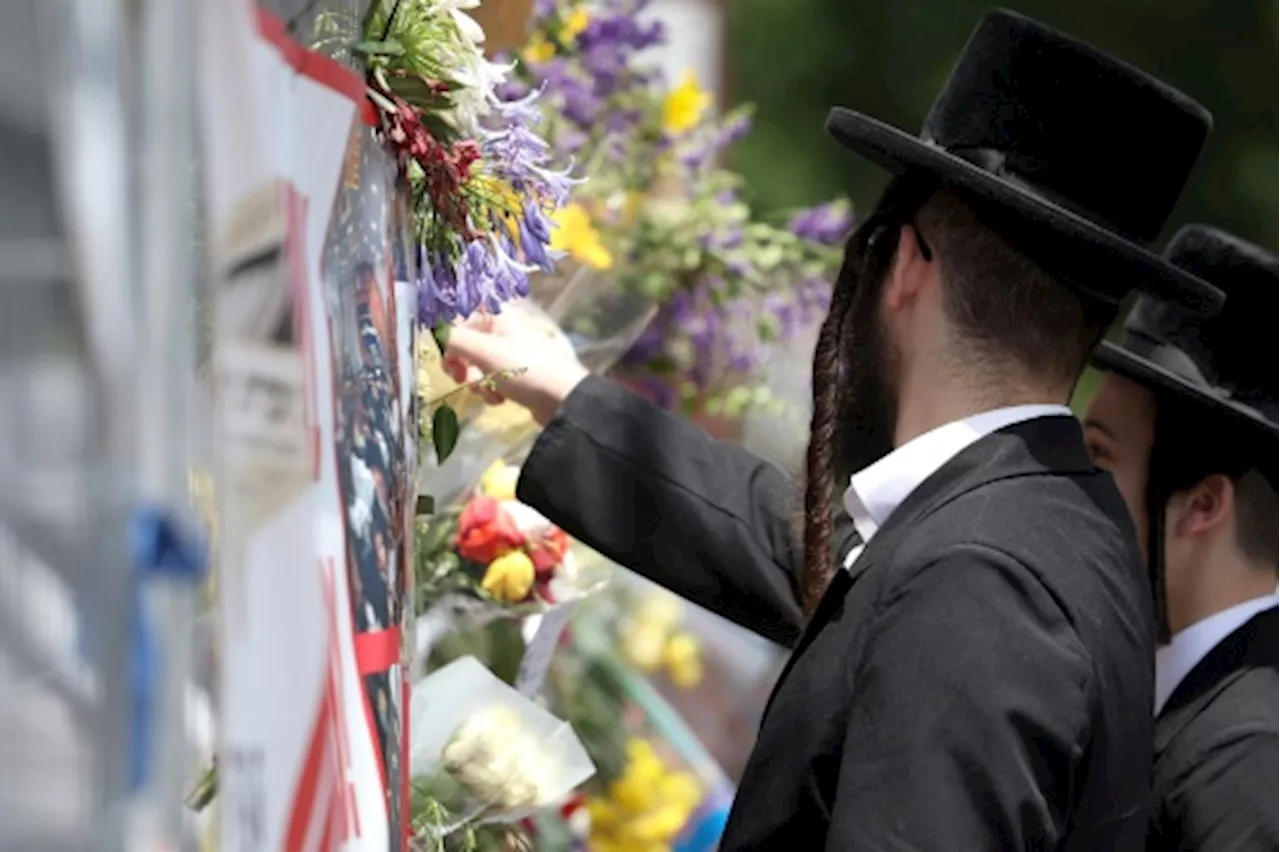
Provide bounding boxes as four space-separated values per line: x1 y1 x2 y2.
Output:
1094 225 1278 438
825 8 1225 317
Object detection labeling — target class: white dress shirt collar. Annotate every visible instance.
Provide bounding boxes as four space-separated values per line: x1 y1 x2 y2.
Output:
841 403 1072 567
1154 593 1279 715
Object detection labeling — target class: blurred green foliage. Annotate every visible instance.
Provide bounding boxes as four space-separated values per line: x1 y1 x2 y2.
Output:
725 0 1278 250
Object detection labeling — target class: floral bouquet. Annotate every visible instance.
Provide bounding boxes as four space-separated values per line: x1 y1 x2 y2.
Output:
416 460 609 616
497 0 854 415
522 585 734 852
416 297 578 509
409 656 596 839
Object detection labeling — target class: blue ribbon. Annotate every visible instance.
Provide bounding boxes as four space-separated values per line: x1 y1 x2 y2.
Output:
673 788 734 852
126 505 208 792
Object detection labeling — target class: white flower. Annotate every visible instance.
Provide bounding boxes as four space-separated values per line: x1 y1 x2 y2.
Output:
441 706 560 810
500 500 555 539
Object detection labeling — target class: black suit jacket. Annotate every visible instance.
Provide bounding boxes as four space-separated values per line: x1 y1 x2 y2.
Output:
519 377 1156 849
1147 607 1278 852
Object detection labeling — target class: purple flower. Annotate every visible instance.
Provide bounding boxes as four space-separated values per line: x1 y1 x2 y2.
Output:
533 59 601 127
579 14 666 54
787 201 855 246
519 204 557 271
606 109 641 136
457 241 494 315
493 235 535 300
552 126 588 160
495 77 530 102
418 251 459 327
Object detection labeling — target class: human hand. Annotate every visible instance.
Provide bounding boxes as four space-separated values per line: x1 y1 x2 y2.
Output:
443 306 589 427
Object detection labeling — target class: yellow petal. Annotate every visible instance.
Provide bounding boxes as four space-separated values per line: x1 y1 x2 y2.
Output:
662 71 711 135
560 7 590 41
479 459 520 501
481 550 535 602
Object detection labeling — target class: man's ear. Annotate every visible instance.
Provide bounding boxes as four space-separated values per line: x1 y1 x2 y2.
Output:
883 223 933 312
1170 474 1236 539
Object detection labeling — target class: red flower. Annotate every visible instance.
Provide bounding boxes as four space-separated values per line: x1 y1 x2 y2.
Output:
526 527 570 583
456 496 525 564
377 88 478 239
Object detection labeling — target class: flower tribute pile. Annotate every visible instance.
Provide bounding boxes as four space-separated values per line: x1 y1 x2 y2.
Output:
495 0 854 413
350 0 576 329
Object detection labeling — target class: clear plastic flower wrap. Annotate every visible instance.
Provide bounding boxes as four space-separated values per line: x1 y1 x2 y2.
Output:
416 297 574 508
409 655 595 831
539 263 657 375
417 262 657 507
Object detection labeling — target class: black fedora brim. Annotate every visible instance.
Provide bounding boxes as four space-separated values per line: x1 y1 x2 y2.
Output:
1093 341 1278 435
826 108 1226 318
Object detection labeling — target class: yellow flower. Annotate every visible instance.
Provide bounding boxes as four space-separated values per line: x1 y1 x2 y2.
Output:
634 594 682 632
590 740 704 850
662 632 703 689
482 550 535 602
662 71 711 135
626 803 690 842
480 459 520 502
587 797 619 831
522 33 556 64
549 203 613 269
657 771 702 811
559 7 590 41
620 622 669 672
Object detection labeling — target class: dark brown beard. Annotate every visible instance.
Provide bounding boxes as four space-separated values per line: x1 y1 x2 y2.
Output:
800 176 934 613
830 267 899 488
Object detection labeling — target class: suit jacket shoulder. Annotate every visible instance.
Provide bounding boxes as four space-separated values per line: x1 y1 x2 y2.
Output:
1149 610 1279 852
727 416 1155 852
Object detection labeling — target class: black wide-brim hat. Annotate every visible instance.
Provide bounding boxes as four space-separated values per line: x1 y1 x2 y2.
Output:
826 9 1225 317
1094 225 1278 437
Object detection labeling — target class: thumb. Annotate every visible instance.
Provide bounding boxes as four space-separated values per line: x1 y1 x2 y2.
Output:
444 326 512 375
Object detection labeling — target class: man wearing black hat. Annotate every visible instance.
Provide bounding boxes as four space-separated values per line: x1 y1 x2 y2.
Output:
1082 225 1278 852
444 10 1223 849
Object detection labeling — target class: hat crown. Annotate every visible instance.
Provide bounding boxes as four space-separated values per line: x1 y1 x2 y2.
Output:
920 9 1211 245
1122 225 1278 422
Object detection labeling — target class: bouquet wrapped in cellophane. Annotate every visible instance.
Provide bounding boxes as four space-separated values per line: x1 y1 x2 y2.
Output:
409 656 595 840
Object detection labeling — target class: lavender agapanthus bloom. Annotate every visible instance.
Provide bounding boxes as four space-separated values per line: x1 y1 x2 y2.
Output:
456 241 493 315
519 203 558 272
493 235 536 299
417 250 460 327
787 201 855 246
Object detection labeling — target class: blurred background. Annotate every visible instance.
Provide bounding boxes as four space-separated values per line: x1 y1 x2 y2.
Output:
722 0 1278 250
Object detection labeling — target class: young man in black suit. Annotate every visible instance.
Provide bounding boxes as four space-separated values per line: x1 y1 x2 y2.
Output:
444 11 1224 849
1083 225 1278 851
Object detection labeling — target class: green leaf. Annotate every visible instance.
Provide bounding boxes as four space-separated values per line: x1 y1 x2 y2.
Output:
431 322 451 352
415 493 435 516
354 38 405 56
432 404 460 462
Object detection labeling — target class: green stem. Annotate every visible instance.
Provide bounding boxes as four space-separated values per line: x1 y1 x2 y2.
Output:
424 367 527 408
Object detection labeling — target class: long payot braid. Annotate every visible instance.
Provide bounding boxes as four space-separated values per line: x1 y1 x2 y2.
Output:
800 177 935 614
801 240 861 612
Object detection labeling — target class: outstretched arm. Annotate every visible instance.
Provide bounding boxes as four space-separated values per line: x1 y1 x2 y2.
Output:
518 375 807 646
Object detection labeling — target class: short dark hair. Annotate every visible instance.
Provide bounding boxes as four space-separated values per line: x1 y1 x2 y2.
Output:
1232 468 1277 568
802 179 1119 610
1151 399 1278 571
917 191 1119 389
